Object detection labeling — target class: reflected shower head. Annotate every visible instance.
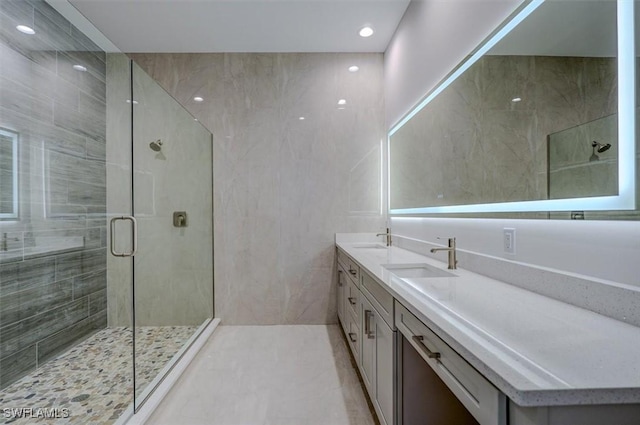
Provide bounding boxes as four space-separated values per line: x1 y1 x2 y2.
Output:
149 139 163 152
592 141 611 153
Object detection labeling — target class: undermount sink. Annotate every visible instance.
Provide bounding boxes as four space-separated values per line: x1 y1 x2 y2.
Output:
352 243 387 250
382 263 456 279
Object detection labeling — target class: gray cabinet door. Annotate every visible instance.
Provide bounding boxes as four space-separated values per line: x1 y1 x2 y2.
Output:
360 295 376 395
376 315 394 425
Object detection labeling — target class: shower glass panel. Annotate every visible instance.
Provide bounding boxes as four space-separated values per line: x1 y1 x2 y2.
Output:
0 1 133 422
0 0 213 421
131 62 213 409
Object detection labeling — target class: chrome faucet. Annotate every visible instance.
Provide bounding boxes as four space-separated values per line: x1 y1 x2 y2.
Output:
376 228 392 246
430 237 457 269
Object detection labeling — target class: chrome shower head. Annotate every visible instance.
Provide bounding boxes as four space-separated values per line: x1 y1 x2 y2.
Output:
149 139 163 152
592 141 611 153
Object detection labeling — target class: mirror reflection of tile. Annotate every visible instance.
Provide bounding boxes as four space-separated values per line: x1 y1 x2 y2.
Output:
390 55 618 210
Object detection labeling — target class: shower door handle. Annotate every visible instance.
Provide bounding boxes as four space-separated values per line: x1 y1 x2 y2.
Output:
110 216 138 257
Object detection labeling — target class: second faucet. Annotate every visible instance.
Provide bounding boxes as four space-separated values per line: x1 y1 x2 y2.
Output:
430 237 457 270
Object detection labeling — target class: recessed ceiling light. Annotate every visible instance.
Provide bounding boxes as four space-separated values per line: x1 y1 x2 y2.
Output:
193 96 204 102
16 25 35 35
359 26 374 38
299 116 305 120
348 66 359 73
125 99 139 105
337 99 347 105
73 65 87 72
512 97 522 102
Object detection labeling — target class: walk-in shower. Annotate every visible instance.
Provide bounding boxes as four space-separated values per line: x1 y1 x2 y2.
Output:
0 1 214 423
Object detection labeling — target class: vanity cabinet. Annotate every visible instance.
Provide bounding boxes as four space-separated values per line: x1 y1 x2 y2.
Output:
361 292 394 425
338 252 361 361
336 247 395 425
395 301 505 425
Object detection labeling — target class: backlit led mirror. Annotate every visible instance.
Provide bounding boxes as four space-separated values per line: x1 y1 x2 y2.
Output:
388 0 638 219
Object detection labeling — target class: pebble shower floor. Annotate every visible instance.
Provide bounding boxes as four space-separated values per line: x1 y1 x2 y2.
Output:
0 326 196 424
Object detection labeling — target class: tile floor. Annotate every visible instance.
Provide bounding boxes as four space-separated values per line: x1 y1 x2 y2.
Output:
147 325 377 425
0 326 196 424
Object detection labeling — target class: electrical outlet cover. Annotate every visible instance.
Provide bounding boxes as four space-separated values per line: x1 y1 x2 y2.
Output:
503 228 516 254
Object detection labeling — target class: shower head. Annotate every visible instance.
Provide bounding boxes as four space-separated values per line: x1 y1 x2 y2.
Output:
592 141 611 153
149 139 163 152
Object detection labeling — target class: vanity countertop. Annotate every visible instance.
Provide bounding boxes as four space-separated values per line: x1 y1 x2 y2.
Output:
336 237 640 407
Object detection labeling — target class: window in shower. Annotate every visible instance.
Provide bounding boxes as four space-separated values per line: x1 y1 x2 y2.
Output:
0 127 19 220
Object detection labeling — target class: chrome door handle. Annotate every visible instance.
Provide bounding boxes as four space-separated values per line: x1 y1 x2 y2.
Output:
412 335 440 359
365 310 375 339
110 216 138 257
348 332 357 343
348 297 356 305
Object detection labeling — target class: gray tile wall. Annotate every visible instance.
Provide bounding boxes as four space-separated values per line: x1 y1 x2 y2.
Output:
0 0 107 389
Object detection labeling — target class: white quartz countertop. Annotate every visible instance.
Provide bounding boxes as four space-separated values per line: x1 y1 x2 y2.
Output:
336 238 640 407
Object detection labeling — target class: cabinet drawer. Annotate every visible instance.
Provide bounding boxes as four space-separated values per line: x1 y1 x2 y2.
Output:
395 301 505 425
346 277 360 322
361 271 394 328
346 310 360 359
338 249 360 285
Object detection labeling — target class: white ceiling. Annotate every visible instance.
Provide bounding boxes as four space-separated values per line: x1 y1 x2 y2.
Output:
67 0 411 53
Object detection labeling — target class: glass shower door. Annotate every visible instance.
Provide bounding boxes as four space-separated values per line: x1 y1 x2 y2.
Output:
130 62 214 409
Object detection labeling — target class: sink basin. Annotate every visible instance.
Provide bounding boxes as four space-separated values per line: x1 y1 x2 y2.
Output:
382 263 456 279
352 243 387 250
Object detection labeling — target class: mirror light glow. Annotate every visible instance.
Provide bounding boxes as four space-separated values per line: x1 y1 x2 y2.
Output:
388 0 636 215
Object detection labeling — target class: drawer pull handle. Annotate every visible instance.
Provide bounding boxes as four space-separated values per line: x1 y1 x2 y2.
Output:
349 269 357 276
337 270 343 286
348 332 357 343
365 310 375 339
348 297 356 305
412 335 441 359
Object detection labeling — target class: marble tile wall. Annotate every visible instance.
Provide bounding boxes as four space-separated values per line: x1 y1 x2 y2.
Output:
0 0 107 388
390 55 617 210
130 53 386 325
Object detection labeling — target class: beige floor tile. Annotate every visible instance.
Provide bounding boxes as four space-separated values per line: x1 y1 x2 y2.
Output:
147 325 376 425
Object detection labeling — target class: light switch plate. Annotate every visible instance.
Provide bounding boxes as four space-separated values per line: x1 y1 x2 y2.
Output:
503 228 516 255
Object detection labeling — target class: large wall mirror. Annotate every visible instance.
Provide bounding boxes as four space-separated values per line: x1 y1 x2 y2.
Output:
389 0 638 219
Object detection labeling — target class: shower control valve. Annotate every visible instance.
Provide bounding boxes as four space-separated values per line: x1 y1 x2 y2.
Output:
173 211 188 227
